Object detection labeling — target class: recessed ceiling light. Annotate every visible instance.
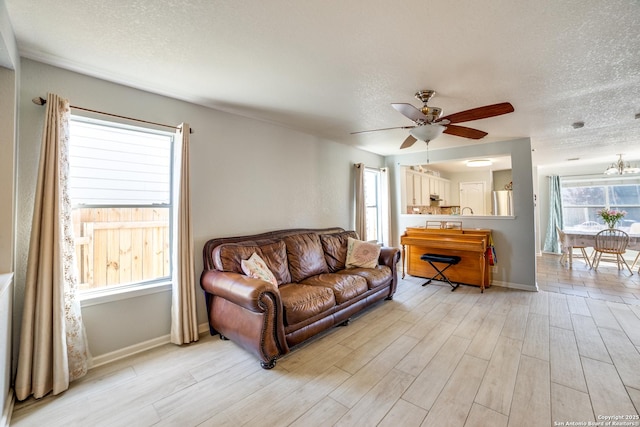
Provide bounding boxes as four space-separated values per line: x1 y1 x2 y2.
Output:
466 159 492 167
572 121 585 129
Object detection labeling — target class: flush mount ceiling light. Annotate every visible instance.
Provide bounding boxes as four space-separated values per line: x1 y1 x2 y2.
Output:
466 159 493 168
604 154 640 175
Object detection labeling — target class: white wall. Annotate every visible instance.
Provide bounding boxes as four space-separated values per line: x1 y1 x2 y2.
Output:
14 59 385 361
0 67 15 423
0 0 18 421
493 169 512 191
387 139 537 291
0 0 17 69
0 66 15 275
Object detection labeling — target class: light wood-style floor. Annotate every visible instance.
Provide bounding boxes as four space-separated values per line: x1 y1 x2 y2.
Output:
11 253 640 427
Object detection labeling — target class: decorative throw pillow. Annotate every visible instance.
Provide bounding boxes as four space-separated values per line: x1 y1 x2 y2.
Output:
241 252 278 286
345 237 381 269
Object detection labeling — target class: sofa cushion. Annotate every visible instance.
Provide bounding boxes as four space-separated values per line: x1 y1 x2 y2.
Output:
257 240 292 285
284 233 328 282
345 237 381 269
301 273 368 304
336 265 392 290
279 283 336 326
218 240 291 285
241 252 278 286
320 230 358 272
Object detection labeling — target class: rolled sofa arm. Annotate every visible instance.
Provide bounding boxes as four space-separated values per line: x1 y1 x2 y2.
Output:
379 246 401 298
200 270 279 312
379 246 401 268
200 270 287 368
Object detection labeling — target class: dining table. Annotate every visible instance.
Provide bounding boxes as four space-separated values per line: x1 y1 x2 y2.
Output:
560 228 640 267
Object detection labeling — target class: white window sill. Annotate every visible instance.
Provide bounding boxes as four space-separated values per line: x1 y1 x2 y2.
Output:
79 281 172 307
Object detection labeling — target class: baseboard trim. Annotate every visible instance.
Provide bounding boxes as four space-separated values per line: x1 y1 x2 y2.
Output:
491 280 539 292
91 322 211 368
1 389 14 427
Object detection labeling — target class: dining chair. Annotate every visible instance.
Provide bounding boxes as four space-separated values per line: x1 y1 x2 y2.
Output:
556 226 591 267
630 222 640 270
591 228 633 274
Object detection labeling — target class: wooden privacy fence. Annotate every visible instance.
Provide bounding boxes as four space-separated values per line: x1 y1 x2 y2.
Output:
72 207 170 290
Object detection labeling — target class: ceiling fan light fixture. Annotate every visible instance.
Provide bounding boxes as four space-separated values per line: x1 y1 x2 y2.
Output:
409 124 446 142
466 159 493 168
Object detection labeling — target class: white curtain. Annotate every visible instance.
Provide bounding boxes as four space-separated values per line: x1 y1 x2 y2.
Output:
15 93 91 400
380 167 391 246
354 163 366 240
170 123 199 345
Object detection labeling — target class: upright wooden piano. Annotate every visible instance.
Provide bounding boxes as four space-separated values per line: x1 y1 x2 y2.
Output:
400 224 492 291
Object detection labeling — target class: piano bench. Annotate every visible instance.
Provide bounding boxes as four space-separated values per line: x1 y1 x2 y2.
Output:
420 253 462 292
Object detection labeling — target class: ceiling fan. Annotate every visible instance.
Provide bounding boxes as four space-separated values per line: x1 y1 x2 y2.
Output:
352 90 514 149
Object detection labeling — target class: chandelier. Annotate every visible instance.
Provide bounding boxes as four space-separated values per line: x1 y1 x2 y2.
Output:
604 154 640 175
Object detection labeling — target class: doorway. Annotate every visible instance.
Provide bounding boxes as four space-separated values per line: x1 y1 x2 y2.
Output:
459 181 486 215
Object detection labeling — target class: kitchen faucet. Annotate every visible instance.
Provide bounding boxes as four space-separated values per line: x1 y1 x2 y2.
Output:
461 207 474 215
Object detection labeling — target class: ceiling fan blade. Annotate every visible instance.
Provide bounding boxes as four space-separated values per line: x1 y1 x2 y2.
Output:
392 103 428 123
439 102 514 124
443 124 488 139
350 125 414 135
400 135 417 149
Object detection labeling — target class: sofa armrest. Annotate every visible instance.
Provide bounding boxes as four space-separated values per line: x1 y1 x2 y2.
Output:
379 246 401 268
200 270 280 312
200 269 287 368
379 246 401 298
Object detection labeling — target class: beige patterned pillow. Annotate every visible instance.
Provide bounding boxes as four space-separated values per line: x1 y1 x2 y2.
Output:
345 237 381 269
241 252 278 286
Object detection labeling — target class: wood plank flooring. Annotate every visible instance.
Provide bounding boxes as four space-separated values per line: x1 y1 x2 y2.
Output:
11 253 640 426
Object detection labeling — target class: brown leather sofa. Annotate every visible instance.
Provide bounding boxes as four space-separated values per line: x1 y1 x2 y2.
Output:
201 227 400 369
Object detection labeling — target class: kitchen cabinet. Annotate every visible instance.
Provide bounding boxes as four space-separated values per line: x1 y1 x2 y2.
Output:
406 170 423 205
438 180 450 205
421 175 431 205
405 168 451 207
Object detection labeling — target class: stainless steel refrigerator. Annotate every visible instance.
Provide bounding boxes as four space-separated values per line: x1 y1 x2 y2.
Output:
492 190 513 216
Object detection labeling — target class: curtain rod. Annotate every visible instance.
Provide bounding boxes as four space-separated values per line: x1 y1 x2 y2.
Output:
32 96 193 134
354 163 387 172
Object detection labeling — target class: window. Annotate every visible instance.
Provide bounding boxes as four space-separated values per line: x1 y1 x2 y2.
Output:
68 117 175 295
363 167 389 244
560 176 640 230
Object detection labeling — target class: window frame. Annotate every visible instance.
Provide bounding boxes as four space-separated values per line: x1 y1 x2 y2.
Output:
560 175 640 230
363 167 388 244
68 115 177 303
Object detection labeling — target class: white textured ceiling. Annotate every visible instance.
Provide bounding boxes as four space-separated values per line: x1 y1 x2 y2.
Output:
5 0 640 169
